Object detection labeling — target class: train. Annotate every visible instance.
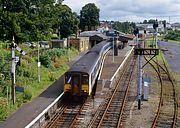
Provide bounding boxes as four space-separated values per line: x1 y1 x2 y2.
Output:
64 41 112 96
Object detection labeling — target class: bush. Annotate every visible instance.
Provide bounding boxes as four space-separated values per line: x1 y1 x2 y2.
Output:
48 72 56 81
0 105 8 121
165 30 180 41
40 54 51 68
0 98 8 121
23 90 32 102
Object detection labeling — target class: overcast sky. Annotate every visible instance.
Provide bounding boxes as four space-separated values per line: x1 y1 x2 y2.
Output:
63 0 180 23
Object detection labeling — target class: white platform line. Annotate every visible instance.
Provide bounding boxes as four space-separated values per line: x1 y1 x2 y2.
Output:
110 47 134 82
25 92 64 128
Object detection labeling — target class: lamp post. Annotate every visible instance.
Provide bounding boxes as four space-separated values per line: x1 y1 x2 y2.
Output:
38 41 40 82
67 36 70 62
112 36 114 62
11 36 16 104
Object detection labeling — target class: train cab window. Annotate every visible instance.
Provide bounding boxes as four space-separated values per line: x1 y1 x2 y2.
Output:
65 75 72 84
73 76 79 85
82 74 89 84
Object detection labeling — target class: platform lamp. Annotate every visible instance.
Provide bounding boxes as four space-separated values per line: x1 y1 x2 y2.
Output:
112 32 115 62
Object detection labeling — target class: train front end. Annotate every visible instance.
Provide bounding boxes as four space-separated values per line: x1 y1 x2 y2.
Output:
64 72 89 97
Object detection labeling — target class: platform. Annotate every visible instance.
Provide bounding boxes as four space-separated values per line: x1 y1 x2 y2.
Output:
96 46 133 93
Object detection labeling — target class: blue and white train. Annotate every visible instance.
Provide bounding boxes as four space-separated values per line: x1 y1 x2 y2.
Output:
64 41 112 96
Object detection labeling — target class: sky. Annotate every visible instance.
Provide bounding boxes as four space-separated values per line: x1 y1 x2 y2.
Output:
63 0 180 23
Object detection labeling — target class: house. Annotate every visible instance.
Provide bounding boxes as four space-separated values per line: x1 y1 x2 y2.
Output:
136 24 155 34
136 22 166 34
171 23 180 31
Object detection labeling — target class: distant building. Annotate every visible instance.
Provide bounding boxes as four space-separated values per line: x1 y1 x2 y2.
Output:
98 21 112 33
79 31 108 48
136 22 167 34
136 24 154 34
171 23 180 31
69 37 89 52
39 41 50 48
50 38 67 48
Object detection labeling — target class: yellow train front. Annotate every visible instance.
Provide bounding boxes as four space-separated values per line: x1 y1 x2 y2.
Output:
64 72 89 96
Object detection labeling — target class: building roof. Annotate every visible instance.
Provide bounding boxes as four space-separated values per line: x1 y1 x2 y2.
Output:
119 34 134 42
80 31 108 40
171 23 180 27
80 31 101 37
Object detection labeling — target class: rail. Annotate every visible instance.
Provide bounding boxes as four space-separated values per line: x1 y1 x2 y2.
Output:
44 98 86 128
88 50 136 127
144 51 178 128
25 93 64 128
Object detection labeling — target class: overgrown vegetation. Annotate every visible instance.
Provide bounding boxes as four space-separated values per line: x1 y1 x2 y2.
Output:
0 44 78 121
165 30 180 42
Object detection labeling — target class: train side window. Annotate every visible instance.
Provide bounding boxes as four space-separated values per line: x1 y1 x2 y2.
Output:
65 75 72 84
82 75 88 84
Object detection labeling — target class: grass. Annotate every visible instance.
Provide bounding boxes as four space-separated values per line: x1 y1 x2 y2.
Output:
167 40 180 44
145 36 180 48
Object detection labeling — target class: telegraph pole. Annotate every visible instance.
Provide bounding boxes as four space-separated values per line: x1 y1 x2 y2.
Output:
11 36 16 104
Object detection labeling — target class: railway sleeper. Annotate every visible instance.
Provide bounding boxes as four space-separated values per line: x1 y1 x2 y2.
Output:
158 122 172 127
111 100 122 103
108 107 121 110
106 114 120 118
102 120 118 124
101 122 117 127
109 103 121 106
106 111 120 114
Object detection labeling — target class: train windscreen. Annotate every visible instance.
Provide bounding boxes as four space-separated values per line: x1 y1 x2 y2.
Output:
65 74 72 84
82 74 89 84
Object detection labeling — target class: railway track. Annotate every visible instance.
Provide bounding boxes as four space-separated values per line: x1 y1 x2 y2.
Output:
144 52 178 128
88 54 136 128
44 98 87 128
42 47 135 128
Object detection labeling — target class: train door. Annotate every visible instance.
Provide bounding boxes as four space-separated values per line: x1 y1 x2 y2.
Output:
72 74 81 95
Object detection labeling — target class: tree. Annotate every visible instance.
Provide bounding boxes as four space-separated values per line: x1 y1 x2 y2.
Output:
148 19 156 24
0 0 79 42
143 20 148 24
112 21 135 34
52 4 79 39
80 3 100 31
